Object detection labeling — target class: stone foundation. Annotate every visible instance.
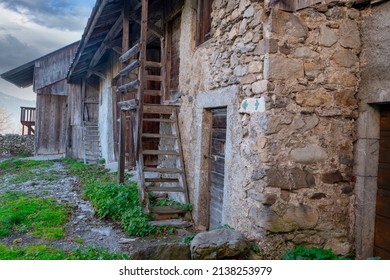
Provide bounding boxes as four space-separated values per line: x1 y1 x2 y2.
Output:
0 134 34 157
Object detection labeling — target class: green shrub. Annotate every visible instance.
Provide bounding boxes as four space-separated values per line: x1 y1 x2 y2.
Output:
282 246 348 260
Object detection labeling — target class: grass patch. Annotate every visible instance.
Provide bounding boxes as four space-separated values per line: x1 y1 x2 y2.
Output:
0 243 128 260
282 246 349 260
0 192 69 240
64 159 157 237
0 158 56 184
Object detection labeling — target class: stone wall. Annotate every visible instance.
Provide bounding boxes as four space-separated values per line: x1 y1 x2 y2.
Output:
178 0 361 258
0 134 34 157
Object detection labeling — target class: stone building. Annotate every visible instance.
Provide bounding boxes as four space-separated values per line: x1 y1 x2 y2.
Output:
2 0 390 259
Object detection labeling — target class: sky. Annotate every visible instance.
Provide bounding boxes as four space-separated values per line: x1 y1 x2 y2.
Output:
0 0 96 101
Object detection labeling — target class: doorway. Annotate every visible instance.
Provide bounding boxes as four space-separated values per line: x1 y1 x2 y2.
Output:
209 108 227 229
375 106 390 259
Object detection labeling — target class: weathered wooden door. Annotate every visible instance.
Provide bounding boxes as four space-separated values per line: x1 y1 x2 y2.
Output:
209 108 227 229
375 106 390 259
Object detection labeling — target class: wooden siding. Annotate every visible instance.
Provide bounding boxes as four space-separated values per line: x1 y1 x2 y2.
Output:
34 43 79 93
35 94 68 155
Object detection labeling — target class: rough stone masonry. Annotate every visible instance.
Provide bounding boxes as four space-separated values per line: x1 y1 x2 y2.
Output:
177 0 362 258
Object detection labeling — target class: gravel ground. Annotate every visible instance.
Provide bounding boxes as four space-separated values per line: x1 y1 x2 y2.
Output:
0 157 189 257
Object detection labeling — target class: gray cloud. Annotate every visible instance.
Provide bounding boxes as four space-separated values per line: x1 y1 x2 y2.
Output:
0 0 92 31
0 34 42 72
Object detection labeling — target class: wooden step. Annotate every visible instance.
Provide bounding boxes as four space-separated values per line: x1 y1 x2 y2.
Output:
142 118 175 123
148 219 191 228
142 133 177 139
151 206 187 214
119 43 140 63
145 187 185 192
144 167 182 173
143 104 178 114
145 75 162 82
142 150 179 156
145 61 162 68
144 90 162 96
145 178 179 183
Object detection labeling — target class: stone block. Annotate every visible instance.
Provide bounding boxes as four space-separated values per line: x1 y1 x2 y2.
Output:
290 144 328 163
356 109 380 139
321 171 344 184
332 49 358 68
339 19 361 49
354 139 379 177
264 55 304 80
190 228 249 260
254 38 279 55
291 168 316 189
327 69 358 87
319 25 338 47
266 168 289 189
294 47 319 58
270 9 308 39
252 80 270 94
266 205 319 233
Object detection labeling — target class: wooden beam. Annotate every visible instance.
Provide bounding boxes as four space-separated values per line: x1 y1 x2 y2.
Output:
119 43 140 63
118 99 139 111
90 13 124 68
134 19 164 38
113 60 140 84
117 80 139 93
68 0 110 78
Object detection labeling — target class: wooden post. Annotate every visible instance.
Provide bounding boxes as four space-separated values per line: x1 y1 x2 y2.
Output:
118 0 131 183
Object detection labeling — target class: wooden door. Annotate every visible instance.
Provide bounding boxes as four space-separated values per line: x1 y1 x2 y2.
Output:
84 76 99 123
375 106 390 259
209 108 227 229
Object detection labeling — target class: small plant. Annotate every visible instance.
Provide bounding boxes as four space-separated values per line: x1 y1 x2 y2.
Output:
181 234 195 244
282 246 349 260
69 246 129 260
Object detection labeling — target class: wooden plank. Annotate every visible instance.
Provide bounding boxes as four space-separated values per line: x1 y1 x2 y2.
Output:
378 164 390 190
144 167 182 173
143 104 177 114
374 246 390 260
376 189 390 218
142 133 177 139
151 206 186 214
142 150 179 156
374 215 390 256
143 118 174 123
117 80 139 93
116 60 140 78
145 178 179 183
144 90 162 96
146 187 184 192
119 43 140 63
145 75 162 82
145 61 162 68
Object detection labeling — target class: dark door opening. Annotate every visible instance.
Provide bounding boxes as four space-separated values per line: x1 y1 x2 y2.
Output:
375 106 390 259
209 108 227 229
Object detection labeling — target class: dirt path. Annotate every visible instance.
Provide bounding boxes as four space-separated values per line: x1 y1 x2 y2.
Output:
0 158 188 257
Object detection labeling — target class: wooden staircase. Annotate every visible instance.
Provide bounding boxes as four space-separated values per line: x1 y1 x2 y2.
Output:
83 122 101 164
114 0 190 227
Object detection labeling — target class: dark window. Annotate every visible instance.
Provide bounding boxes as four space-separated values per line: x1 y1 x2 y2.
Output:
197 0 213 45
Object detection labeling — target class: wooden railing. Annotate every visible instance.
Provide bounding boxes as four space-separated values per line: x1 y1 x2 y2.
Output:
20 107 35 135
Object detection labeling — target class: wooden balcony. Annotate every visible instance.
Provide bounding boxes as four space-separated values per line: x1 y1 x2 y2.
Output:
20 107 35 135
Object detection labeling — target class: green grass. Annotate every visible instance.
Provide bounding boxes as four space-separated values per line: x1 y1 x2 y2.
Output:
0 158 56 184
0 243 129 260
64 159 157 237
0 192 69 240
282 246 349 260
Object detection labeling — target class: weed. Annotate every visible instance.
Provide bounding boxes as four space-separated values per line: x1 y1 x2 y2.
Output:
181 234 195 244
282 246 350 260
0 192 69 240
68 246 129 260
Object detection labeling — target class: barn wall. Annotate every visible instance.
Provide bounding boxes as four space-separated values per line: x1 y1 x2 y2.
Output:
66 83 84 159
35 94 68 155
33 43 79 93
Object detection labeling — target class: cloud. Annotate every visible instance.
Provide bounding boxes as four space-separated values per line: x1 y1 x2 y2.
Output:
0 34 41 72
0 0 94 31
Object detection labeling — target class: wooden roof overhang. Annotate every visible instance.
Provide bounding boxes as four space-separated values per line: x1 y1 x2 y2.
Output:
67 0 173 84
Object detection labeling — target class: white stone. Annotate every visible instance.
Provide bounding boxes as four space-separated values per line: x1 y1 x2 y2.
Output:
319 25 338 47
290 144 327 163
252 80 269 94
244 6 254 18
239 97 266 114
